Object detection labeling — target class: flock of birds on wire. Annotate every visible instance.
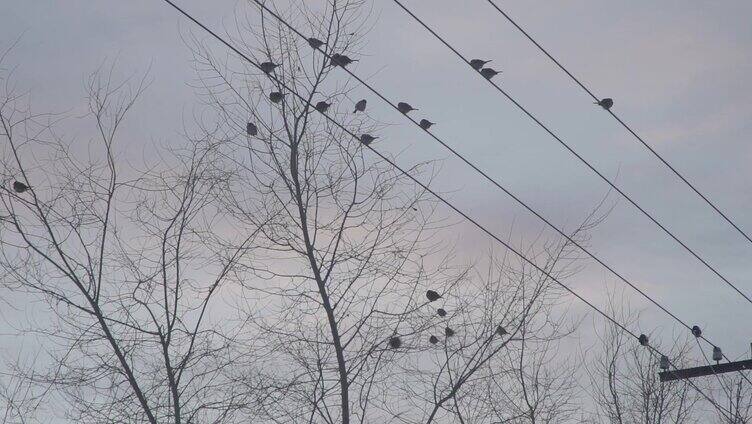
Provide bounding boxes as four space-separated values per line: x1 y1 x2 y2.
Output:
386 289 509 350
244 36 616 146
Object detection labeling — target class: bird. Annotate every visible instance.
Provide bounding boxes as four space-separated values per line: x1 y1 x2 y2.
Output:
691 325 702 338
638 334 649 346
426 290 442 302
595 98 614 110
353 99 367 113
360 134 377 146
429 335 439 345
444 327 455 337
470 59 491 70
12 181 29 193
495 325 507 336
315 101 332 113
308 37 324 50
397 102 417 114
419 119 434 130
436 308 447 317
269 92 285 103
259 62 279 74
480 67 501 80
389 336 402 349
246 122 258 136
330 53 357 67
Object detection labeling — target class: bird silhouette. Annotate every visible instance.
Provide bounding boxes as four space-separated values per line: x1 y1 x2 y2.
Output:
260 62 279 74
480 67 501 80
436 308 447 317
330 53 357 67
595 98 614 110
315 101 331 113
353 99 367 113
638 334 649 346
397 102 417 114
12 181 29 193
270 92 285 103
495 325 508 336
691 325 702 338
246 122 258 136
360 134 377 146
429 335 439 345
426 290 441 302
389 336 402 349
308 37 324 50
419 119 434 130
444 327 455 337
470 59 491 70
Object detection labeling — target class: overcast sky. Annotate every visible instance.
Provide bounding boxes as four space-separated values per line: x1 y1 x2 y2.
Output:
3 0 752 390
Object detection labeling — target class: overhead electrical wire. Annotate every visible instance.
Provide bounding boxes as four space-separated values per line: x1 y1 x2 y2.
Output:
249 0 752 390
482 0 752 248
154 0 736 416
388 0 752 308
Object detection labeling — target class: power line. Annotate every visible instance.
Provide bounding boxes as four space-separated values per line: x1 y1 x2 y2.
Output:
154 0 734 417
388 0 752 308
248 0 752 388
482 0 752 248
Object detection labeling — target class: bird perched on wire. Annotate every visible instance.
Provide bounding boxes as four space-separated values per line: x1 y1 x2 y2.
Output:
397 102 418 115
691 325 702 338
12 181 29 193
444 327 455 337
270 92 285 103
495 325 507 336
315 101 331 113
436 308 447 317
308 37 324 50
389 336 402 349
638 334 649 346
595 98 614 110
470 59 491 70
426 290 442 302
480 67 501 80
360 134 377 146
429 335 439 345
330 53 358 68
246 122 258 136
260 62 279 74
419 119 434 130
353 99 367 114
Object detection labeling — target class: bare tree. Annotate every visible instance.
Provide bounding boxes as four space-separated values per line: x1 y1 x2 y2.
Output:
184 1 603 423
585 293 701 424
0 59 266 422
701 366 752 423
1 2 618 422
402 217 595 424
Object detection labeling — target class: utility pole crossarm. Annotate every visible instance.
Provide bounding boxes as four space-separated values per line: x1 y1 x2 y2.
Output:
660 359 752 382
